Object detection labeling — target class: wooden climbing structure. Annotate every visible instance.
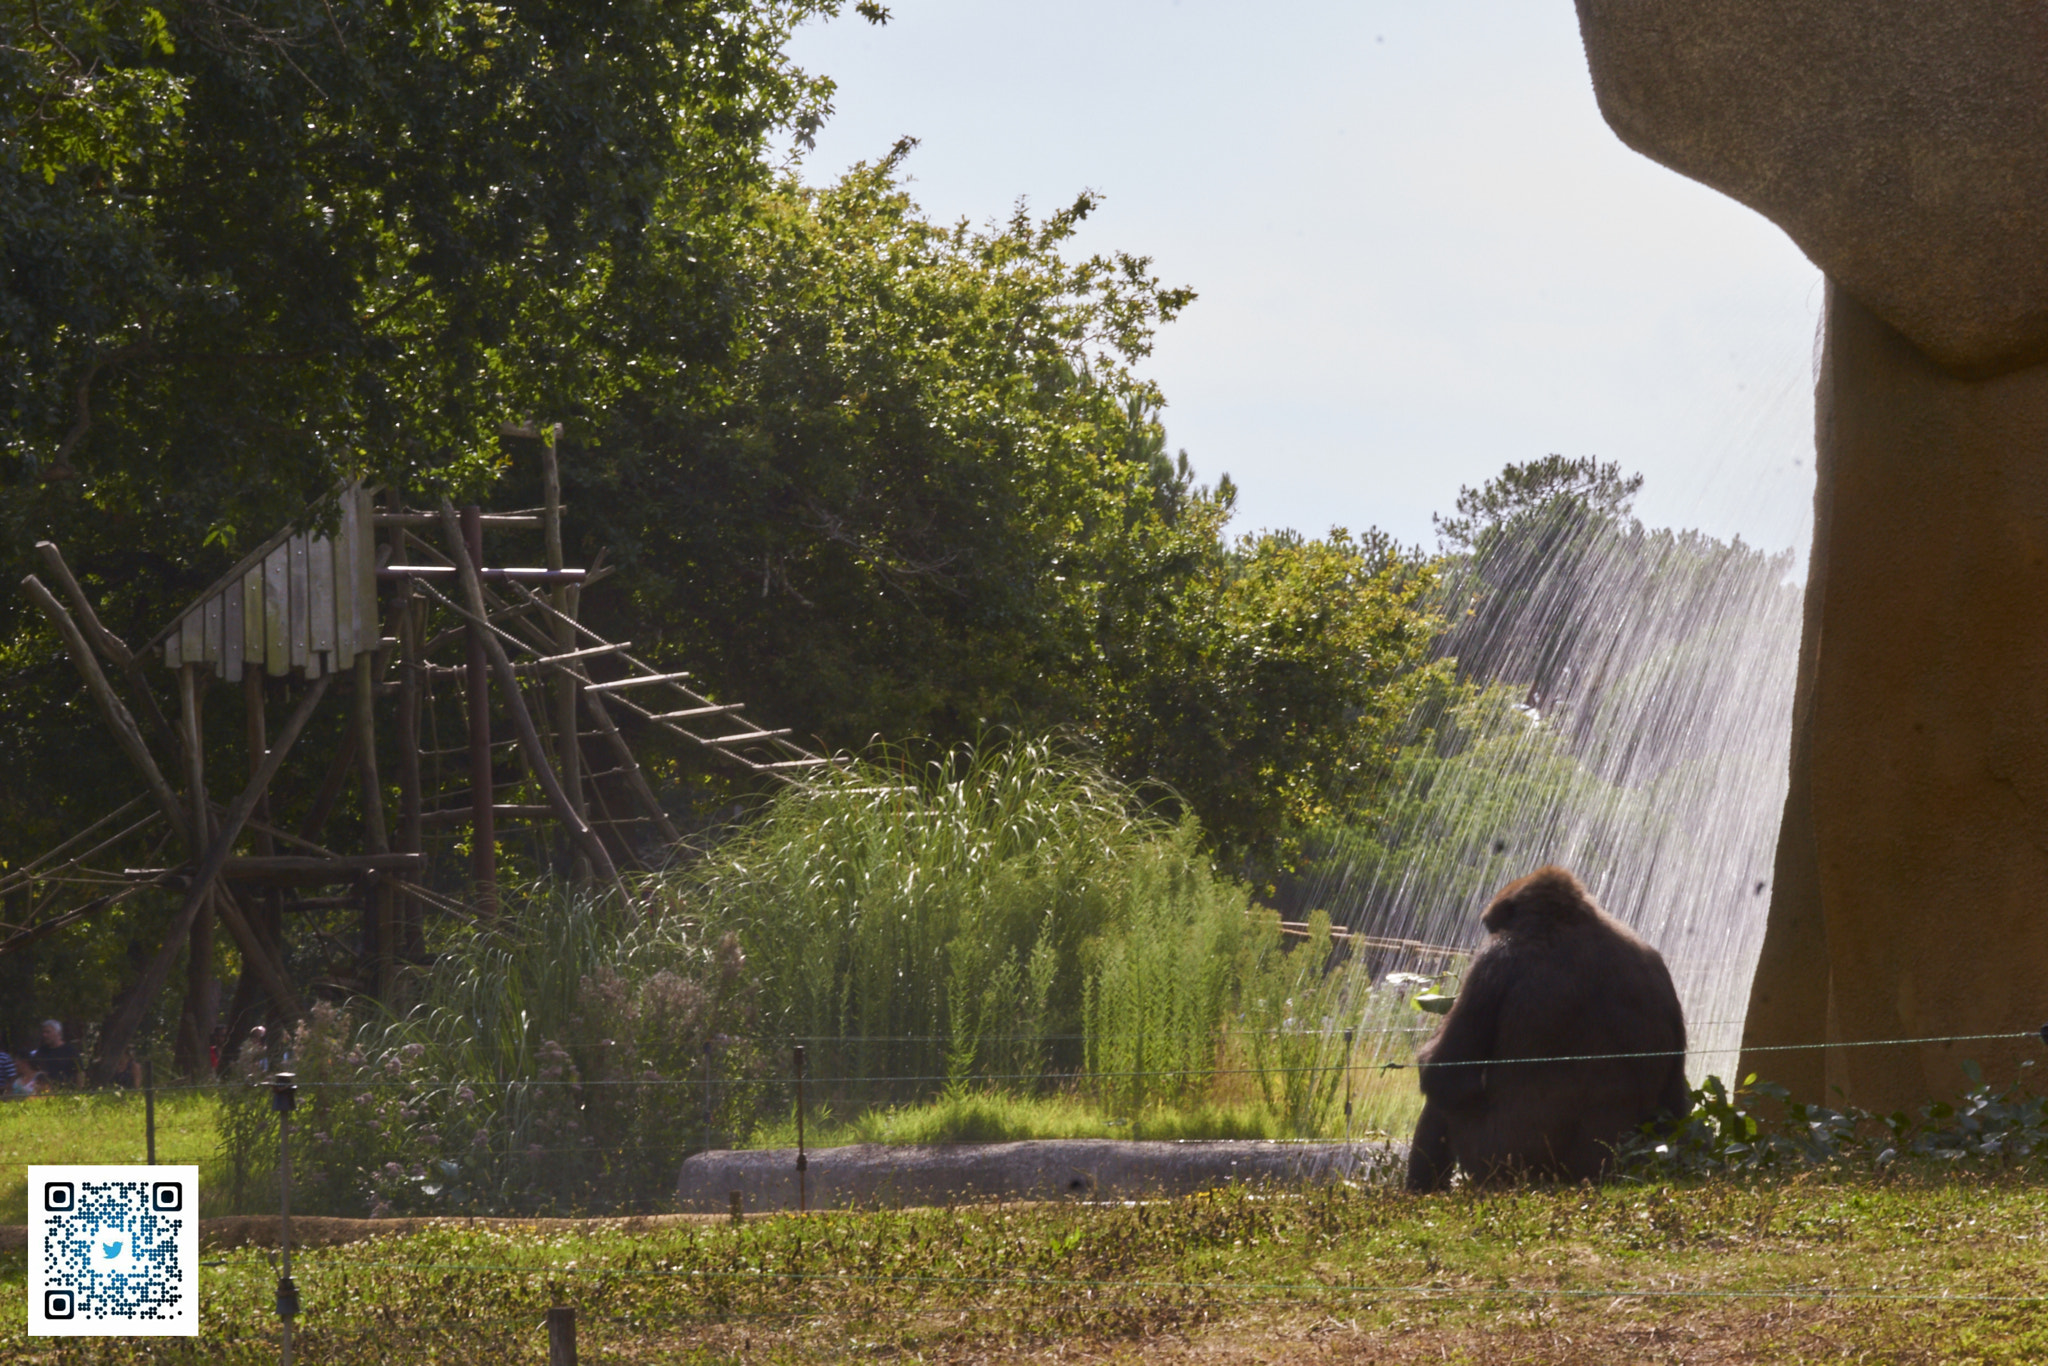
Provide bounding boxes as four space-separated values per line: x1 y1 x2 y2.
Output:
6 441 840 1082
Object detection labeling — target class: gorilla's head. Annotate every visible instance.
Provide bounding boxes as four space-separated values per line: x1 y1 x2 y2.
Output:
1481 865 1599 934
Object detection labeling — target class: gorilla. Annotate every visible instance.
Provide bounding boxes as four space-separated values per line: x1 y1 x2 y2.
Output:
1406 865 1691 1191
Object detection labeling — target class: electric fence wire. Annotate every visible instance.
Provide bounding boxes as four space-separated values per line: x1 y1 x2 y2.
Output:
66 1025 2044 1094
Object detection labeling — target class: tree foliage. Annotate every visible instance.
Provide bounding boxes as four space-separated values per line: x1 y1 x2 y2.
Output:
0 3 1454 1044
2 0 850 529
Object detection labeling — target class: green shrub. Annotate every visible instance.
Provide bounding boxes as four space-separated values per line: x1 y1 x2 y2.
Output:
219 891 764 1217
1619 1061 2048 1180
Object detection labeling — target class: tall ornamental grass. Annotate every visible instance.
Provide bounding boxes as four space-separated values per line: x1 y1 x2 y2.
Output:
219 739 1362 1216
676 738 1275 1111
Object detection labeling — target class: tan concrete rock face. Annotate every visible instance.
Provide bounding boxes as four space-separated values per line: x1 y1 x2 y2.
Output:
1576 0 2048 375
1782 289 2048 1108
1573 3 2048 1109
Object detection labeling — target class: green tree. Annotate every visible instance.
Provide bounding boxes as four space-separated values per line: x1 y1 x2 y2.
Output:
1080 503 1447 882
550 147 1198 756
2 0 865 531
540 152 1443 870
0 0 876 1042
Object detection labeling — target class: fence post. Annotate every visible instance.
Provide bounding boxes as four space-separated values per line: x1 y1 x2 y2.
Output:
546 1304 577 1366
794 1043 808 1215
144 1059 156 1165
703 1039 714 1154
271 1072 299 1366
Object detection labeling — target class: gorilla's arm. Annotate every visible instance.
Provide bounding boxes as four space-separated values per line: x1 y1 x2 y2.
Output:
1415 947 1509 1111
1405 1100 1455 1192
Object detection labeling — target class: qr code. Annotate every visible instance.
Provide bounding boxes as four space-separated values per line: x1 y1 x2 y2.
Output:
29 1165 198 1336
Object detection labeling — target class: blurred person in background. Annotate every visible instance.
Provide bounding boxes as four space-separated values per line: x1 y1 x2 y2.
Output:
30 1020 78 1085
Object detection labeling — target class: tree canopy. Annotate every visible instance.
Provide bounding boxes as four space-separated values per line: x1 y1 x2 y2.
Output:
1 2 1444 886
2 0 857 532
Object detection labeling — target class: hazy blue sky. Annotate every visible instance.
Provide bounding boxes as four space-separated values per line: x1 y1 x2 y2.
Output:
785 0 1823 562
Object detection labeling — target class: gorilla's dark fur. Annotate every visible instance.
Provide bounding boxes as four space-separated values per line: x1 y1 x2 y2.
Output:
1406 865 1691 1191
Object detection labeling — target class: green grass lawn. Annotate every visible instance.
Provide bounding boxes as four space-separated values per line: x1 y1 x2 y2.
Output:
4 1167 2047 1362
0 1081 1426 1227
0 1090 235 1223
749 1084 1420 1150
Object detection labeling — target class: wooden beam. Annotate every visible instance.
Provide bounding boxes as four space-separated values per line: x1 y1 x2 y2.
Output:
442 501 626 900
208 886 299 1019
176 664 215 1077
582 671 691 693
417 805 552 827
536 642 628 666
34 540 177 749
354 652 394 997
652 704 745 721
375 565 587 582
91 673 331 1085
24 576 192 850
461 506 497 915
294 721 359 847
126 853 425 883
581 690 681 845
371 512 545 529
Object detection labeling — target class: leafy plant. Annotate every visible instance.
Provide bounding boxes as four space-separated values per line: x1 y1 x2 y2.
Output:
1619 1062 2048 1180
216 886 765 1217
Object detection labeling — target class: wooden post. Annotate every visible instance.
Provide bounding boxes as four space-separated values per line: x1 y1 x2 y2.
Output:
244 668 284 983
223 670 280 1069
353 652 394 998
462 505 497 916
245 671 275 858
542 429 588 882
546 1305 577 1366
176 664 215 1078
293 724 359 847
441 502 626 899
92 675 331 1086
23 577 191 849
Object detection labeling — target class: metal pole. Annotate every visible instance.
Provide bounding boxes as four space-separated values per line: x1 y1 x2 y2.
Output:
794 1044 808 1215
703 1039 714 1154
272 1072 299 1366
1343 1028 1355 1144
144 1060 156 1165
389 490 423 960
461 505 497 916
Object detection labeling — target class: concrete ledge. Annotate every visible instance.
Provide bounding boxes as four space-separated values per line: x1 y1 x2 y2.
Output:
0 1142 1404 1250
677 1139 1404 1213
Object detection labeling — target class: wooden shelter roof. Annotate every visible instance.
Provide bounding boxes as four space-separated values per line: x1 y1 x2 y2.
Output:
149 486 377 682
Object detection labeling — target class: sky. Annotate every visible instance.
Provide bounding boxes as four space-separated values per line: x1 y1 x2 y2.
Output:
785 0 1824 563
